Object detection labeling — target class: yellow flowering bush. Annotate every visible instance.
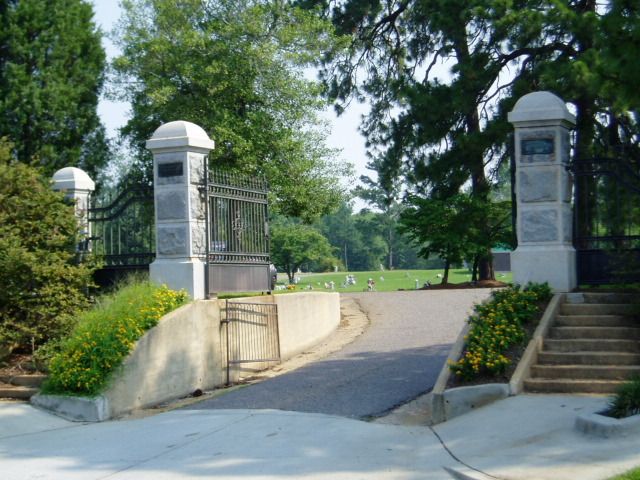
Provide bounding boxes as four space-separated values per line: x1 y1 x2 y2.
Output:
449 283 551 381
43 281 188 396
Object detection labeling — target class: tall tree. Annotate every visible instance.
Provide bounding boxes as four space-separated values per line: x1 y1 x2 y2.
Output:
305 0 640 277
112 0 351 221
0 0 107 178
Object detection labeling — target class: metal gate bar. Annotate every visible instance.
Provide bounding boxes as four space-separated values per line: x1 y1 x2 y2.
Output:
223 300 280 385
205 166 271 295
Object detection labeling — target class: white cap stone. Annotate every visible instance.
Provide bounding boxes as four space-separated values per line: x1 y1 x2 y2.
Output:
146 120 215 152
52 167 95 192
508 91 576 125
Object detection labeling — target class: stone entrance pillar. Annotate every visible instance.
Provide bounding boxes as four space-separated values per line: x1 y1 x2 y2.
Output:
52 167 95 250
508 91 576 292
146 121 215 299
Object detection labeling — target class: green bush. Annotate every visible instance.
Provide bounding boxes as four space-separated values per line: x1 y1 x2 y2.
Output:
0 139 95 351
450 283 552 380
607 377 640 419
43 281 188 396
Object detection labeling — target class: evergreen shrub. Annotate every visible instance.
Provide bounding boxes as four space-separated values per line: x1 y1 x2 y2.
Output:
0 139 95 351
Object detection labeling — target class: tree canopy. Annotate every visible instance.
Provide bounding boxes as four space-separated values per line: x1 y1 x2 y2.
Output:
304 0 640 277
270 220 339 282
0 0 108 178
112 0 351 221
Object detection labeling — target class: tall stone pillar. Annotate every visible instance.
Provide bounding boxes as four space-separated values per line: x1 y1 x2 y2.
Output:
146 121 215 299
508 91 576 292
52 167 95 250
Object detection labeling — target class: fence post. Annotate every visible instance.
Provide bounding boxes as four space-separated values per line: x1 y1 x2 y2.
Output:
146 121 215 299
508 91 576 292
52 167 95 251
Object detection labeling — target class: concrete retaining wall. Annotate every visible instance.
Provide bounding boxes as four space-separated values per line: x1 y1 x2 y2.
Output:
104 300 224 417
34 292 340 421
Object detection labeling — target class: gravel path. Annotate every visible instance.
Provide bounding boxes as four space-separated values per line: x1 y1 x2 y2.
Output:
185 289 492 419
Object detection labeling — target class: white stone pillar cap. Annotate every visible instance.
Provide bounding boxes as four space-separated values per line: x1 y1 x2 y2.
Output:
52 167 95 192
146 120 215 152
508 91 576 125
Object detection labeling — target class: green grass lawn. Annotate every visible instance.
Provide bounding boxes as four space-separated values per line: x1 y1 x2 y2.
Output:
608 467 640 480
277 269 512 293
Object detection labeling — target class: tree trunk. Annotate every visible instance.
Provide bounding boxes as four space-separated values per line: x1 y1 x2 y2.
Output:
443 259 450 284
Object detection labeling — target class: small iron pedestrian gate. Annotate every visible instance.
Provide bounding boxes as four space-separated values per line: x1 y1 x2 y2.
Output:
205 168 271 296
572 156 640 285
222 300 280 385
87 184 155 284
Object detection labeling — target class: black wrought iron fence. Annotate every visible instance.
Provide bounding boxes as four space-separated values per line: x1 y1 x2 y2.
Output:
88 185 155 268
572 156 640 285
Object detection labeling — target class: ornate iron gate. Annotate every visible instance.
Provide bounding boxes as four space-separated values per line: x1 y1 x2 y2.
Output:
222 300 280 384
572 156 640 285
87 184 155 284
205 168 271 295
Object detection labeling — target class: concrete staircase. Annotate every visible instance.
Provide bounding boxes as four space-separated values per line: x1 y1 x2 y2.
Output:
525 293 640 394
0 374 46 400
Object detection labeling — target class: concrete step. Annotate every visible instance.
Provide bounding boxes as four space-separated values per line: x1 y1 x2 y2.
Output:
524 378 625 394
560 303 640 316
554 315 639 328
549 326 640 340
0 383 39 399
530 364 640 381
544 339 640 353
537 351 640 366
567 292 640 305
0 374 46 388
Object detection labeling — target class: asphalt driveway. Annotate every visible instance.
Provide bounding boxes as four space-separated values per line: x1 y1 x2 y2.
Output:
185 289 492 418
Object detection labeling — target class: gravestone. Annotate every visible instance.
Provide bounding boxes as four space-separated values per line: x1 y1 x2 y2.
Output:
508 91 576 292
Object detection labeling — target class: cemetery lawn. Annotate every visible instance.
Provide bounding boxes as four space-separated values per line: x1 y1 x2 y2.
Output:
279 269 513 293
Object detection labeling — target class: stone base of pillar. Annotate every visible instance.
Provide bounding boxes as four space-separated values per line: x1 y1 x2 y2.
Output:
512 245 577 293
150 258 206 300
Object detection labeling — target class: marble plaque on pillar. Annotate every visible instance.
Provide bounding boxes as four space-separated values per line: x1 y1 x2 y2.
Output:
156 152 186 185
519 130 556 163
521 209 559 242
157 190 187 220
157 225 188 255
519 170 558 202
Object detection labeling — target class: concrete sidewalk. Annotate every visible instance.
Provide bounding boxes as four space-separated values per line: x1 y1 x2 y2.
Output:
1 394 639 480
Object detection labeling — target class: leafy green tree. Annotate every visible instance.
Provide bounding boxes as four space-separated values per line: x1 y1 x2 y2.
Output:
400 193 512 283
0 0 108 178
271 221 339 283
0 139 94 352
316 201 375 271
112 0 350 221
305 0 640 278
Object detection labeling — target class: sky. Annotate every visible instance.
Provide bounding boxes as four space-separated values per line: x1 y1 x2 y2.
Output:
91 0 372 196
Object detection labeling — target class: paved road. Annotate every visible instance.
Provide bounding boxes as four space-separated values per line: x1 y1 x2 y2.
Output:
186 289 492 419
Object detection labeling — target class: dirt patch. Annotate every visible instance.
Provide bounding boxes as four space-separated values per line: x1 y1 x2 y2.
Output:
0 351 41 377
398 280 509 291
